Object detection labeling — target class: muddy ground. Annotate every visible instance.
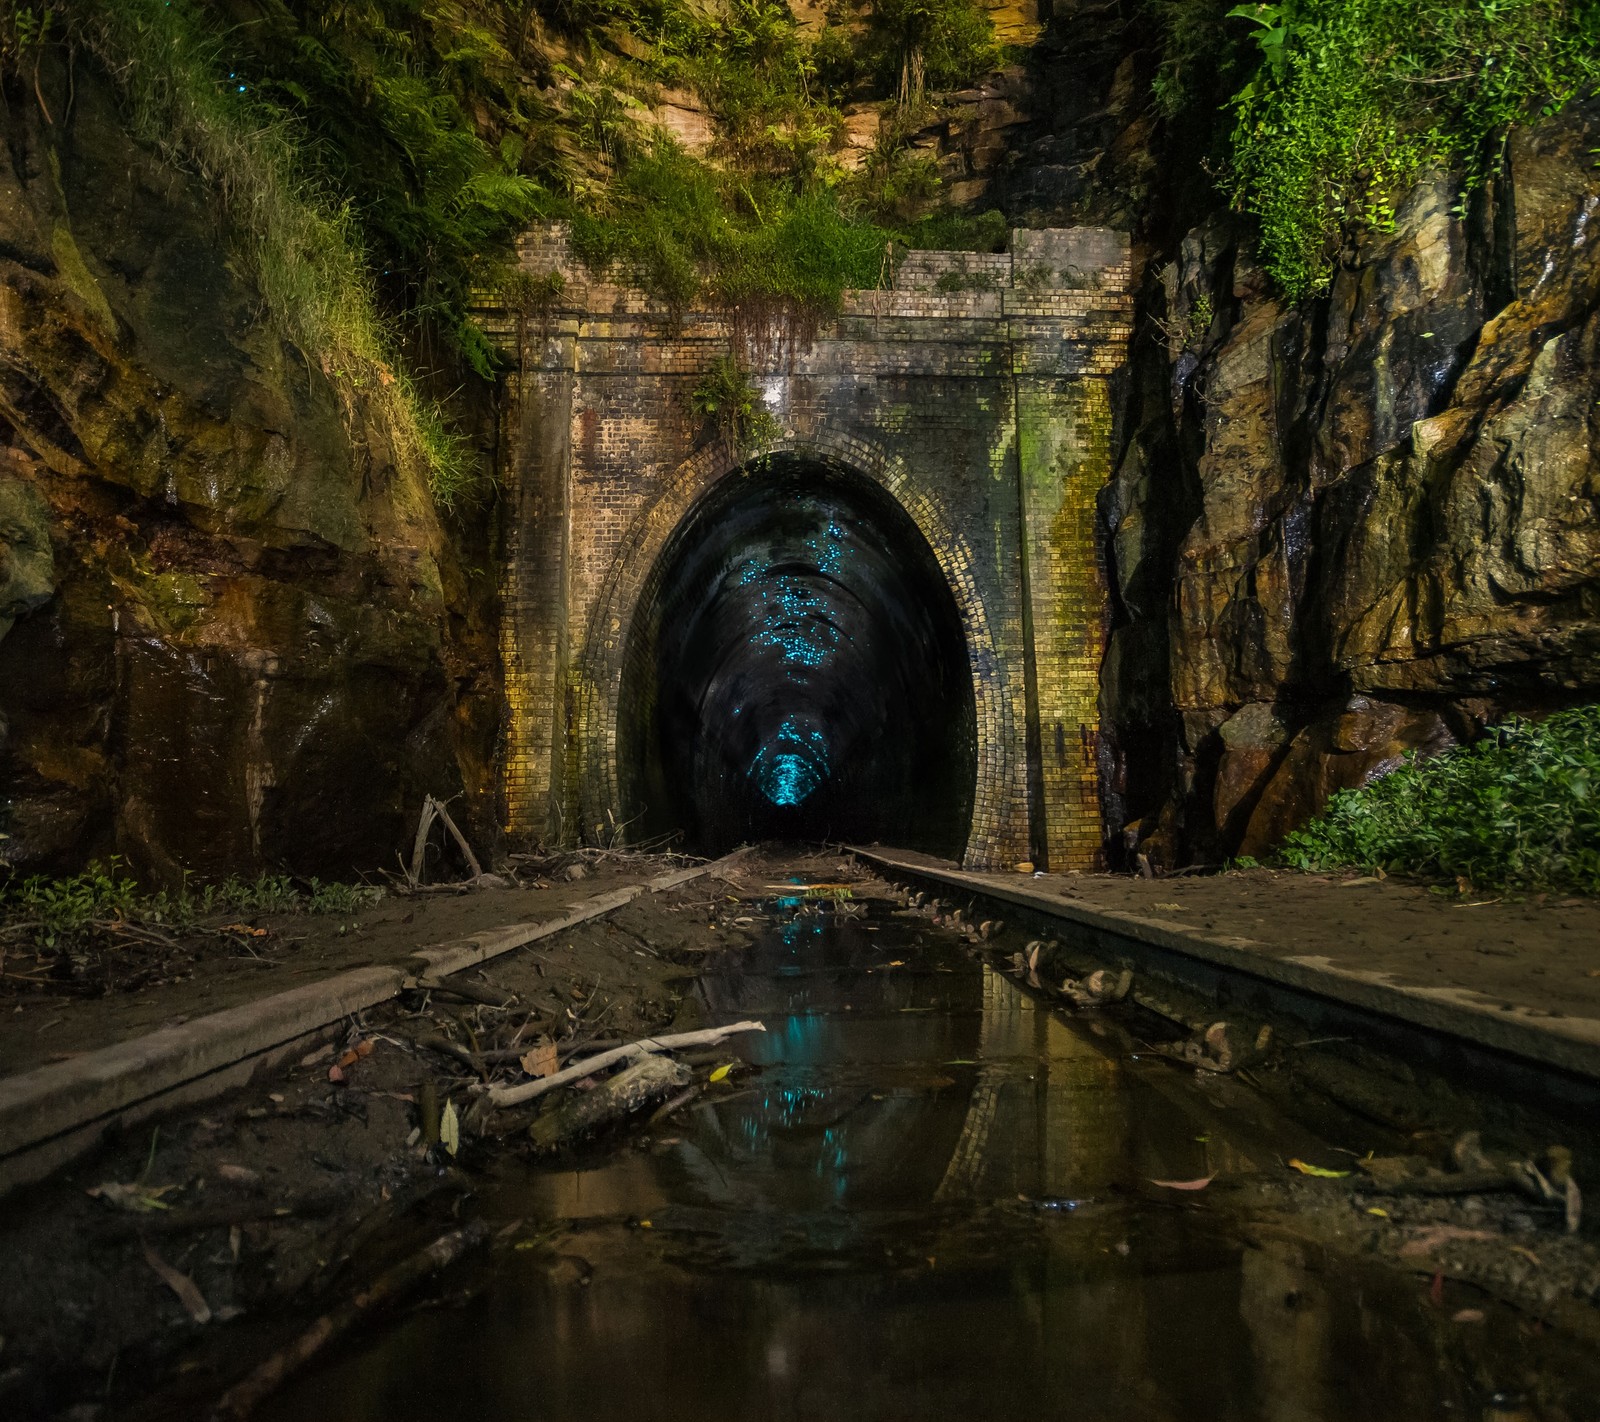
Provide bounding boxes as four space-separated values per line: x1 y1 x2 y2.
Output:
1 849 1599 1420
0 850 776 1418
1014 859 1600 1020
0 852 702 1079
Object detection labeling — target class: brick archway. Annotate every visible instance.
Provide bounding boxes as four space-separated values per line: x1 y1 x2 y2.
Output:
569 430 1025 868
482 221 1133 872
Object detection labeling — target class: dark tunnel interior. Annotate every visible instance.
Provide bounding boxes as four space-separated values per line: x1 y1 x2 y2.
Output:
618 456 976 858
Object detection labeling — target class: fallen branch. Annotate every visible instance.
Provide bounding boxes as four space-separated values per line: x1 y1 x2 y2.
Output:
484 1021 766 1108
211 1222 489 1420
529 1055 690 1152
407 795 483 887
412 976 517 1009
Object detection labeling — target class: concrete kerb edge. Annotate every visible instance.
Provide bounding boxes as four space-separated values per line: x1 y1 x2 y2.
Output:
0 853 737 1192
850 847 1600 1087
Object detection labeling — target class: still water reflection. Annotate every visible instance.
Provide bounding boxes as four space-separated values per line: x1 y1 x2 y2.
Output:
263 896 1586 1421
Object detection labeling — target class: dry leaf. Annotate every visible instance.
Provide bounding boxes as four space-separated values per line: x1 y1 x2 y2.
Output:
1150 1176 1213 1190
708 1063 734 1083
1288 1158 1351 1179
88 1181 176 1213
1398 1225 1497 1258
440 1099 460 1157
220 924 268 937
519 1039 559 1079
143 1244 211 1324
214 1163 260 1187
336 1039 374 1069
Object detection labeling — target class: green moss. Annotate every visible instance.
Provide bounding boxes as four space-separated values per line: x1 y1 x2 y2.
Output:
1278 704 1600 893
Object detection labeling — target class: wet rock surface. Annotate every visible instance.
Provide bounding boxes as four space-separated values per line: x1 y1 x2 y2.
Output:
0 62 498 880
1101 98 1600 865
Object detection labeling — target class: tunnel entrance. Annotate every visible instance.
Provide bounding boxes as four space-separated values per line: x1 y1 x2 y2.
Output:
618 455 976 858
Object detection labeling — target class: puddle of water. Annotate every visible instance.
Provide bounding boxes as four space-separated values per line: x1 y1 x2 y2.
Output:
261 897 1593 1422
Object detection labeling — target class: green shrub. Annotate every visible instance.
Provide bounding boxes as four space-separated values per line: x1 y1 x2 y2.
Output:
862 0 1000 103
1154 0 1600 298
1278 704 1600 893
567 140 891 314
688 352 781 450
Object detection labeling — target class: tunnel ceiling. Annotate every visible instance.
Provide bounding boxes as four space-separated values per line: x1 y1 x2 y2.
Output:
619 456 976 858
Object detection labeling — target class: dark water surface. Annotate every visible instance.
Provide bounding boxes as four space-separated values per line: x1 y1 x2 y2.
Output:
263 892 1590 1422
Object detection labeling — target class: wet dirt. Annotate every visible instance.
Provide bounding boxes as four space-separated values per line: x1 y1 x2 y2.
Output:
0 857 764 1419
0 855 691 1079
206 869 1600 1422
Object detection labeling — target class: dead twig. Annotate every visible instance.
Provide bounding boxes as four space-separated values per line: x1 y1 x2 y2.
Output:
210 1222 490 1420
483 1021 768 1108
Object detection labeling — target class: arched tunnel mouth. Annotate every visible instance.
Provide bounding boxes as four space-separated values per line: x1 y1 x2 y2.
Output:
618 454 977 859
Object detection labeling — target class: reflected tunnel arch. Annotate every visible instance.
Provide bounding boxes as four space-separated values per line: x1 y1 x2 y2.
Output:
618 454 976 858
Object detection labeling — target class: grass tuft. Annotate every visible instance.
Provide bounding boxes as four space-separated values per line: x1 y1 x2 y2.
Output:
73 0 483 507
0 859 384 952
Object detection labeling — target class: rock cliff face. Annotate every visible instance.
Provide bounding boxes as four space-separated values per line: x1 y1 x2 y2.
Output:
3 7 1595 879
0 69 498 879
1100 101 1600 866
895 4 1598 864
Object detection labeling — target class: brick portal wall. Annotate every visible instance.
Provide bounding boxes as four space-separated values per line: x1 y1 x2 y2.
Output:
477 224 1133 871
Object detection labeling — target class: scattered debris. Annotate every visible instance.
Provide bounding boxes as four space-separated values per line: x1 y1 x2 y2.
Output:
1289 1159 1352 1179
1357 1133 1584 1229
1059 968 1133 1009
1398 1225 1499 1258
519 1037 559 1078
485 1021 768 1109
88 1180 178 1213
528 1054 691 1153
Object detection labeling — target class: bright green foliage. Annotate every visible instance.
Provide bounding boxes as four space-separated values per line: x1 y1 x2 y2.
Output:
688 352 781 449
1230 0 1600 297
1154 0 1600 298
0 860 383 950
861 0 1000 101
569 141 893 313
217 0 547 368
1278 704 1600 893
